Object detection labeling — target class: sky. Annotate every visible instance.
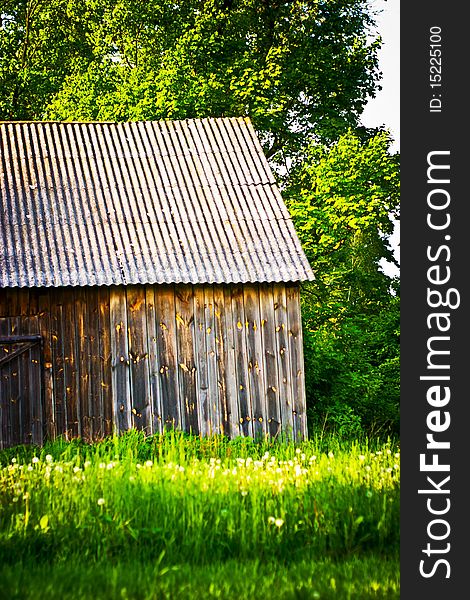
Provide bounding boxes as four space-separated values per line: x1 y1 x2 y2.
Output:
360 0 400 276
361 0 400 151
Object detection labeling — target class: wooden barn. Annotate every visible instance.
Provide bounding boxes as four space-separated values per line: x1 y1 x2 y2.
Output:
0 118 314 449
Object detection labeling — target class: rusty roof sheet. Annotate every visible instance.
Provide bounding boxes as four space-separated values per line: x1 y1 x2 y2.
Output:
0 118 314 287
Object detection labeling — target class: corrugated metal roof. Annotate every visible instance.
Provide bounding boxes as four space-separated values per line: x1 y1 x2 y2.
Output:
0 118 314 287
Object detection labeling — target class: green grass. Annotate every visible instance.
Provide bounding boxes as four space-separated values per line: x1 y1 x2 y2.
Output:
0 431 400 599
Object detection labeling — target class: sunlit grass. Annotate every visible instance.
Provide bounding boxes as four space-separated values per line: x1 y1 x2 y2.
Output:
0 431 399 598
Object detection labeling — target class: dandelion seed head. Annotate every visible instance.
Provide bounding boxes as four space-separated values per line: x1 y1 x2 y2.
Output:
32 457 39 464
45 455 53 463
274 518 284 528
97 498 105 506
145 460 153 468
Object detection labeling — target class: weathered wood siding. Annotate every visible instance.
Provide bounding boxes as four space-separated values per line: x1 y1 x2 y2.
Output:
0 283 307 446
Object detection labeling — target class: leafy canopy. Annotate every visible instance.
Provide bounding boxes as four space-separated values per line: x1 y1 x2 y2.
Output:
1 0 380 162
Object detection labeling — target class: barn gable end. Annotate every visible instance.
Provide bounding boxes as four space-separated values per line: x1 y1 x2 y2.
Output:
0 118 313 448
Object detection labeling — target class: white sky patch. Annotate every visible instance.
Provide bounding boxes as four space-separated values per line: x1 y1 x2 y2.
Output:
361 0 400 278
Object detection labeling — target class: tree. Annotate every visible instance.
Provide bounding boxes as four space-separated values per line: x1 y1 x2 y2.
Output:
284 131 400 437
1 0 381 163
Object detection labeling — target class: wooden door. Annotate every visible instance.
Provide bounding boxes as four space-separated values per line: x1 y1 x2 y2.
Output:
0 320 44 449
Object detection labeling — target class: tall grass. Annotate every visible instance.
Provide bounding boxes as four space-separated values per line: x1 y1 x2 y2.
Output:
0 430 399 569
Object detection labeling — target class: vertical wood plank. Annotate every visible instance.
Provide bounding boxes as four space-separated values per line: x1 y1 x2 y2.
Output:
193 286 209 436
175 285 197 434
204 285 220 435
9 318 21 446
231 284 252 437
61 290 78 439
273 284 294 439
28 315 43 446
259 283 282 438
243 284 267 438
0 318 11 448
98 286 113 436
154 284 180 429
145 286 161 434
87 288 103 440
223 286 240 438
213 286 234 437
75 288 92 440
126 286 152 433
110 287 131 433
18 290 30 316
5 289 20 317
28 289 39 316
17 296 30 444
38 290 54 440
50 291 66 438
0 294 7 317
19 318 31 445
286 284 307 441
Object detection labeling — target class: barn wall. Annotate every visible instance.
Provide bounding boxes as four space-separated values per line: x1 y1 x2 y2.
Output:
0 283 307 446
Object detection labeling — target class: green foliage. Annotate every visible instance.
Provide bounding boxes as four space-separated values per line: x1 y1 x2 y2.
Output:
1 1 380 160
285 132 400 438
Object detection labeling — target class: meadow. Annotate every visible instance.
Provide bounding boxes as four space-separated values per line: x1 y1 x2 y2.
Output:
0 431 400 599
